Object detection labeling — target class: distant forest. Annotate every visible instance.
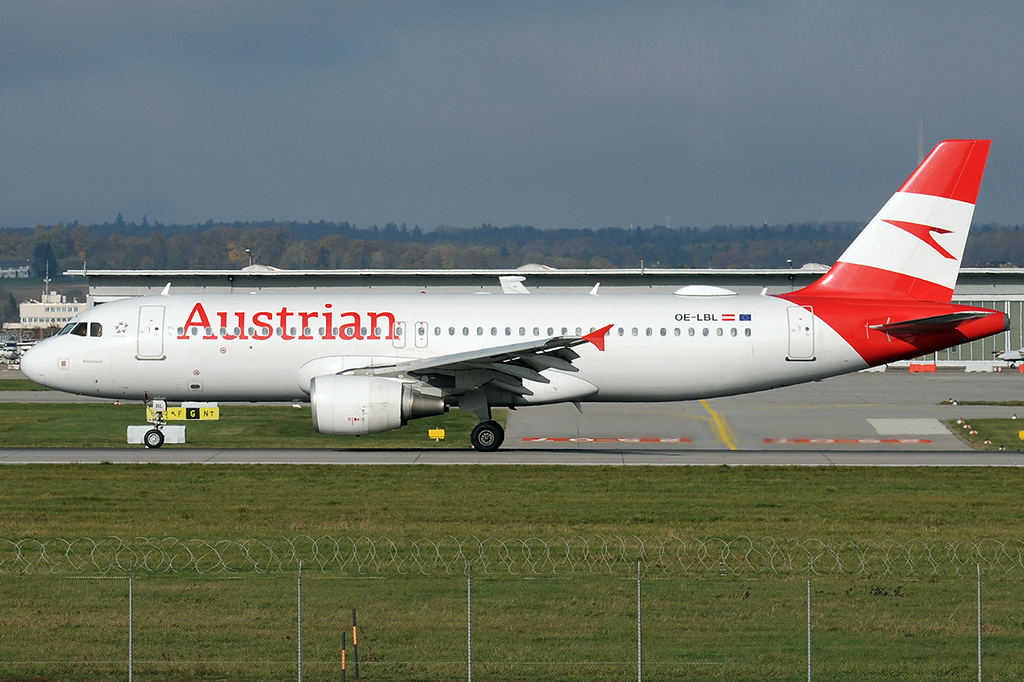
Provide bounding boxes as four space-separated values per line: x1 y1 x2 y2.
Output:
2 216 1023 276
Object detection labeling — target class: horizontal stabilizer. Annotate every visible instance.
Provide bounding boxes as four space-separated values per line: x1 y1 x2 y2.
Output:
869 310 993 335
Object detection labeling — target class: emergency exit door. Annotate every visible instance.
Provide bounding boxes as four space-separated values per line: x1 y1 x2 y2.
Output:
137 305 166 359
787 306 815 361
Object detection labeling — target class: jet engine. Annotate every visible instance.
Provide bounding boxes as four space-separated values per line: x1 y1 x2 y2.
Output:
310 375 445 435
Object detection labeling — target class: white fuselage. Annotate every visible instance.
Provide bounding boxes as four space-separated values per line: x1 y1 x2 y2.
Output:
21 291 866 403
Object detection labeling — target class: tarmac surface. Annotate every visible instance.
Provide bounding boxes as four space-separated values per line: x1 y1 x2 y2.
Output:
3 365 1024 465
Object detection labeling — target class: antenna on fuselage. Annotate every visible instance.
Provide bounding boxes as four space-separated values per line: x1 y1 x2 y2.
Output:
160 283 171 296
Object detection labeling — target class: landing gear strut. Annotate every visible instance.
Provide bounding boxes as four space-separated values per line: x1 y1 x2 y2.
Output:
470 420 504 452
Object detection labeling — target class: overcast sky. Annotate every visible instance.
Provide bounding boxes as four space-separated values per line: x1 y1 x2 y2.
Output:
1 2 1022 230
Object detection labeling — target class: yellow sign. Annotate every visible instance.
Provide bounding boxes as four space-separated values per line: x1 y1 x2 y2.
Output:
1019 430 1024 441
147 406 220 421
428 428 446 441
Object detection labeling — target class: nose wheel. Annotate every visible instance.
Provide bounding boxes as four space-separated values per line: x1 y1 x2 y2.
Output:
470 421 504 451
144 428 165 449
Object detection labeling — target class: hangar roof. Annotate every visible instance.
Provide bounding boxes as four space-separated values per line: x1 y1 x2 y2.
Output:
65 266 1024 303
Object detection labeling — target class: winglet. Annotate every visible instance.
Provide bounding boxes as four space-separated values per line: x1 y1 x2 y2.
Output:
583 324 614 351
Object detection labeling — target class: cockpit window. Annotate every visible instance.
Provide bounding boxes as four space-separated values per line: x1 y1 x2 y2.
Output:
90 322 102 337
70 322 88 337
57 323 76 335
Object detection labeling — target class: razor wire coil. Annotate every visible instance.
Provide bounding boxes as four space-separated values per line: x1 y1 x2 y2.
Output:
1 536 1022 577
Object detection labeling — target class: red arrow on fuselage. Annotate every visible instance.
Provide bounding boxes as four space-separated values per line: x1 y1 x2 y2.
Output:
583 324 614 351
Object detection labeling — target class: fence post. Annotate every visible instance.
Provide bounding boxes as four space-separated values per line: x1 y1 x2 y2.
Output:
637 560 642 682
129 566 134 682
298 561 303 682
977 563 982 682
807 576 812 682
467 565 473 682
353 608 360 680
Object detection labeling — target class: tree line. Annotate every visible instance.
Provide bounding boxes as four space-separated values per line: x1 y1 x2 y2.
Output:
3 219 1022 276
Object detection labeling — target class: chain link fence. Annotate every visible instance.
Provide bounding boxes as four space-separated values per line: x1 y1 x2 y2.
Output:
3 535 1024 576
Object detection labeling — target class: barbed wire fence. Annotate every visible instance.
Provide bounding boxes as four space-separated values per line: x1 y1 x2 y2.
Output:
2 536 1024 577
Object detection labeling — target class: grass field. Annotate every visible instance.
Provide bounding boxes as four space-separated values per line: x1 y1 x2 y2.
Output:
0 402 495 449
2 465 1024 680
2 401 1024 680
0 378 51 390
948 418 1024 450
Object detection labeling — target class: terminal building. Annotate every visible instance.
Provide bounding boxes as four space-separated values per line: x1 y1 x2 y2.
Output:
65 264 1024 369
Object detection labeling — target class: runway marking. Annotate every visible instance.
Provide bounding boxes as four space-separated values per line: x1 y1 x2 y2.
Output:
764 438 934 444
522 437 692 443
701 400 738 450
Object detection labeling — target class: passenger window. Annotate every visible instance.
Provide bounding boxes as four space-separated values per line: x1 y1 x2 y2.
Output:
519 327 525 336
418 327 426 336
275 328 283 336
477 327 483 336
505 327 512 336
688 328 695 336
547 327 553 336
71 322 88 336
702 328 709 337
631 328 638 336
716 328 723 336
491 327 497 336
434 327 441 336
361 327 367 336
645 328 652 337
561 327 567 335
674 328 680 337
617 327 624 336
745 328 752 337
575 327 582 336
730 327 737 337
533 327 539 336
219 327 227 336
660 328 666 336
90 322 103 337
449 327 455 336
463 327 469 336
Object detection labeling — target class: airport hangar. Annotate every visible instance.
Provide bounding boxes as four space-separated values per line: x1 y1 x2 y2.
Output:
67 264 1024 368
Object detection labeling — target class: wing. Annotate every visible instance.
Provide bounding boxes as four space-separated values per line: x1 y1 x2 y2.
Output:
344 324 612 397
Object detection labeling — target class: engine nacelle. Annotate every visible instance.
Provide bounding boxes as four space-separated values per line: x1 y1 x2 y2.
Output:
310 375 445 435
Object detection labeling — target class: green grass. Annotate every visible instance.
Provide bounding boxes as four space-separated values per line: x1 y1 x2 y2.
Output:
0 403 498 449
1 465 1023 540
0 378 52 390
946 418 1024 450
2 466 1024 680
2 572 1022 681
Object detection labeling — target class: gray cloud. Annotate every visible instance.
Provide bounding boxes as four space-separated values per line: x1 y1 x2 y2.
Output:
1 2 1022 229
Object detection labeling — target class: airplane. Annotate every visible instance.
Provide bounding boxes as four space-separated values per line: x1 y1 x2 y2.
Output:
994 348 1024 367
20 139 1009 450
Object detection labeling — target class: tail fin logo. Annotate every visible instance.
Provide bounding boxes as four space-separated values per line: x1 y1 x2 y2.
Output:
882 219 956 260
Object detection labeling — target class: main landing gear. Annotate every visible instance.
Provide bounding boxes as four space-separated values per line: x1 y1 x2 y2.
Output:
470 420 504 452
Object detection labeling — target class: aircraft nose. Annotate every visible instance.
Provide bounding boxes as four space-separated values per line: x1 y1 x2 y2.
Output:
19 343 48 386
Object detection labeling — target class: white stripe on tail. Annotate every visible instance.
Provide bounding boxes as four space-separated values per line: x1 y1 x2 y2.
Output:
799 140 990 303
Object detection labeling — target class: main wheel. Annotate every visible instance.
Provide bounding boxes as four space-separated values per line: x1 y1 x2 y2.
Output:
470 420 504 452
144 428 165 449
